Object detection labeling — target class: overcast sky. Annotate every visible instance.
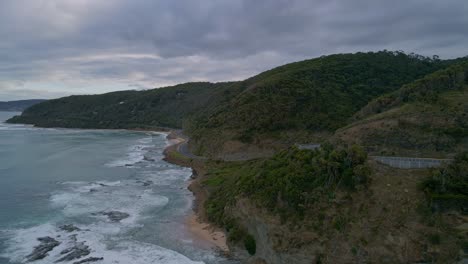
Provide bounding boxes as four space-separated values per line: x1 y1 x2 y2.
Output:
0 0 467 100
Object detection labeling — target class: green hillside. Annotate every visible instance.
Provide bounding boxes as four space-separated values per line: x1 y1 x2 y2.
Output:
336 62 468 157
8 51 462 158
8 82 236 129
187 51 451 157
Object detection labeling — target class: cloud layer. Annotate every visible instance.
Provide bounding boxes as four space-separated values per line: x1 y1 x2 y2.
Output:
0 0 467 100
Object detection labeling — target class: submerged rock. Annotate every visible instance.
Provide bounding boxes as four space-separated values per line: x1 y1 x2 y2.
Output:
59 224 81 233
56 242 90 262
143 155 155 162
102 211 130 222
26 237 60 261
73 257 104 264
142 180 153 186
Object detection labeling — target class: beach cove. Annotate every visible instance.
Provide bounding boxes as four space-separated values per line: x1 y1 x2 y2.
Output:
0 111 235 264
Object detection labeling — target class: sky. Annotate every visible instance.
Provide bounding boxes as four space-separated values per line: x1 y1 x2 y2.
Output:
0 0 467 101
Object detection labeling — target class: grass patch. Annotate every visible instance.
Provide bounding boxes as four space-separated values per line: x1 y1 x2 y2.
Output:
203 175 225 187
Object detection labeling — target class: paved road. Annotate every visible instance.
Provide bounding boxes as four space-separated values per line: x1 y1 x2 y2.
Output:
177 141 207 160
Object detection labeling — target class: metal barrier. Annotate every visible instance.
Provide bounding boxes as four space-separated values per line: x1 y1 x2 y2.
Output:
370 156 452 169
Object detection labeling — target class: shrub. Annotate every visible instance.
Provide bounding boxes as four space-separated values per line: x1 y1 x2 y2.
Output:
244 234 257 255
421 152 468 212
428 233 441 245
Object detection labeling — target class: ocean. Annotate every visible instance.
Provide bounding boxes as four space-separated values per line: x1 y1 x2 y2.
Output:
0 112 233 264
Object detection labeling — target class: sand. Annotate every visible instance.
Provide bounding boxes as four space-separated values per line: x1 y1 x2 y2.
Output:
164 131 230 253
186 213 229 252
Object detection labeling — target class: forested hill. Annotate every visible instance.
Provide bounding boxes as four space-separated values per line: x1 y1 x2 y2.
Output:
7 51 465 157
335 61 468 157
0 99 46 112
8 82 237 129
186 51 457 157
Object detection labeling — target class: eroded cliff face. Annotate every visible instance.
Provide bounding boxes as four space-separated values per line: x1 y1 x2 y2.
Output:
229 198 318 264
222 162 464 264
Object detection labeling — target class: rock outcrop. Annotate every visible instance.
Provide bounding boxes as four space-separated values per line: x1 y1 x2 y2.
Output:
100 211 130 222
26 237 61 261
56 242 91 262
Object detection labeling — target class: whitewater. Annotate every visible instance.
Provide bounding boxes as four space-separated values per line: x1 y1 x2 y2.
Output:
0 112 234 264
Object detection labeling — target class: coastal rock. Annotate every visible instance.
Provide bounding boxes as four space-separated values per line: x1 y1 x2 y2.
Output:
73 257 104 264
27 237 61 261
143 155 155 162
56 242 90 262
137 180 153 186
102 211 130 222
59 224 81 233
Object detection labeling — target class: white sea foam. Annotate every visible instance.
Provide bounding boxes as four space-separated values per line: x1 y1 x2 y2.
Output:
0 131 213 264
51 182 169 224
0 124 35 131
105 137 155 167
139 168 192 186
1 223 205 264
1 176 199 264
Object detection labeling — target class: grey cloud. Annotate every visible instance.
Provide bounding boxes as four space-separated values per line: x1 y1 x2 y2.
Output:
0 0 467 100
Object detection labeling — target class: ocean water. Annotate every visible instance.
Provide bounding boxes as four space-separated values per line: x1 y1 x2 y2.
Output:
0 112 234 264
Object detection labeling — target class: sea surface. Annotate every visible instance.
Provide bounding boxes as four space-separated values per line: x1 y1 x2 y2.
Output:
0 112 233 264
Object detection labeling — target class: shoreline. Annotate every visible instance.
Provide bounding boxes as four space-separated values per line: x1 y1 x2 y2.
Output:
2 119 232 256
163 131 230 255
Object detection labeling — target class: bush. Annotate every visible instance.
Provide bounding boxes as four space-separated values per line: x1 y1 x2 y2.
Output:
428 233 441 244
204 144 371 236
239 144 371 214
244 234 257 255
421 152 468 212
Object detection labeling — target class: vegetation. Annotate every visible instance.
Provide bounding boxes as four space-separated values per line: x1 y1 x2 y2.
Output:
9 51 464 158
337 62 468 156
353 61 468 120
6 51 468 262
421 152 468 212
204 144 371 243
188 51 455 156
244 234 256 255
8 82 236 129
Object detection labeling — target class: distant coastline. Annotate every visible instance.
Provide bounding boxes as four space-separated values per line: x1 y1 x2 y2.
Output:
0 99 45 112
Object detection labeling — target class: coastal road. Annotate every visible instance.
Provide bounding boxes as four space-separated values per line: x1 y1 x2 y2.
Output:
177 140 454 168
172 130 207 160
177 141 207 160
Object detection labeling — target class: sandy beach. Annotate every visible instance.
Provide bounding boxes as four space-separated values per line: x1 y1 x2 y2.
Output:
186 213 229 252
164 131 230 253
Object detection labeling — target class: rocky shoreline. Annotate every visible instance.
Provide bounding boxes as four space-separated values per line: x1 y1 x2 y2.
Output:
17 128 231 264
24 212 134 263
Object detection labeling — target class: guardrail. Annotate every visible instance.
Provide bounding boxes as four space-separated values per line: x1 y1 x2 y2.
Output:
297 144 321 150
370 156 452 169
